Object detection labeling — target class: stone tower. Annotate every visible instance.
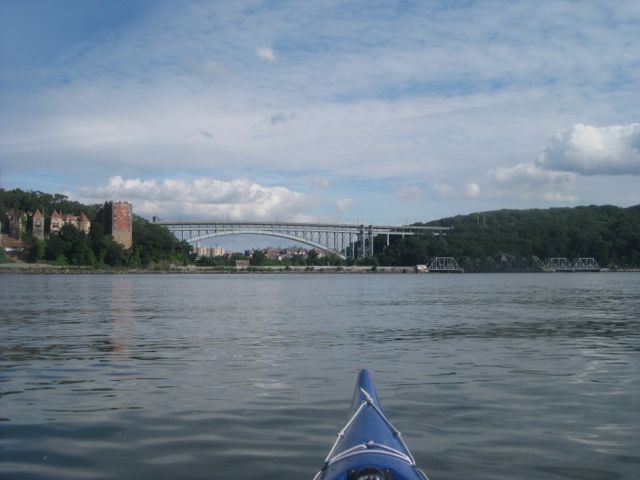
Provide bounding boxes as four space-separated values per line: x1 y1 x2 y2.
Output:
104 201 133 249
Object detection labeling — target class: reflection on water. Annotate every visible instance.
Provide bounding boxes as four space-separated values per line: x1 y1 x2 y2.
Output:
0 273 639 480
109 275 134 354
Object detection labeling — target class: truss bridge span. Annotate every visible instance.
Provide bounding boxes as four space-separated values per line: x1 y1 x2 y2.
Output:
157 220 452 259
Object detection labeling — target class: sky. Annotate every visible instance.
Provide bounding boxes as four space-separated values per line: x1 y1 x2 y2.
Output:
1 0 639 226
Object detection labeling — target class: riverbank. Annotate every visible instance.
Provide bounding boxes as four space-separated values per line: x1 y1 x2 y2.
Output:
1 262 639 274
0 262 411 274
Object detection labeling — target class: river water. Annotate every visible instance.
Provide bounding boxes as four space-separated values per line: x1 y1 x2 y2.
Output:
0 273 638 480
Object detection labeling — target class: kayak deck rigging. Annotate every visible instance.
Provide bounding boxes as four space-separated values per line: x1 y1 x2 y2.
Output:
314 370 428 480
322 387 416 469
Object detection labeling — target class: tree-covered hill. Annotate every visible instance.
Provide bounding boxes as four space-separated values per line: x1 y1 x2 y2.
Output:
0 189 100 220
1 189 192 267
377 205 640 270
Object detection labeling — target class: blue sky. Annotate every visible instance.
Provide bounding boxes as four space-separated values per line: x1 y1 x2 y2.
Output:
1 0 639 225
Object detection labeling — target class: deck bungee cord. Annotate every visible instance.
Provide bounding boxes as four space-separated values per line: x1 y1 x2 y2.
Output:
314 370 429 480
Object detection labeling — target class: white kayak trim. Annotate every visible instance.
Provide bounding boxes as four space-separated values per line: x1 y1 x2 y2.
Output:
328 441 413 466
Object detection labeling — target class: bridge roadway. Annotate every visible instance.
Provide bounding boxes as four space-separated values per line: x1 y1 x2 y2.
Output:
157 220 452 259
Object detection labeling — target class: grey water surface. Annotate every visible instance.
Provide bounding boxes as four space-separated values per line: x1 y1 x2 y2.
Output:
1 273 639 480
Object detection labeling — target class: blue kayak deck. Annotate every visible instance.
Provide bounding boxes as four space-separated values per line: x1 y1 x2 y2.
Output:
314 370 428 480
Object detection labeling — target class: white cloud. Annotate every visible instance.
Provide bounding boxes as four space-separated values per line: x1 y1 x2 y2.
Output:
255 46 276 62
335 197 353 212
489 163 577 203
2 2 640 219
308 177 331 189
543 192 577 202
431 182 454 197
465 182 481 198
493 162 576 186
430 181 486 200
395 186 425 200
538 124 640 175
75 176 313 221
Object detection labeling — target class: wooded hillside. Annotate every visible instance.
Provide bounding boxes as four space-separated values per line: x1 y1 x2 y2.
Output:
1 189 192 267
377 205 640 270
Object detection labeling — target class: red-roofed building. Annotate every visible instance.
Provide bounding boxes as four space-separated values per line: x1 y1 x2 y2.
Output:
29 209 45 239
49 210 91 236
50 210 64 234
78 212 91 234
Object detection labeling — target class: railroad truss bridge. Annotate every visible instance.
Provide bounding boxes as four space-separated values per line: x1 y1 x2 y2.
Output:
157 220 452 259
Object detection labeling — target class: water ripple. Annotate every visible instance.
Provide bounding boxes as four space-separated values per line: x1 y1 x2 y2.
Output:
1 273 639 480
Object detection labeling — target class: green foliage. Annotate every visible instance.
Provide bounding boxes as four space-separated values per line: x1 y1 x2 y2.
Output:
42 225 94 265
230 253 249 262
306 249 318 265
1 188 192 268
132 216 192 266
88 221 112 265
381 205 640 270
103 241 128 267
289 254 307 266
27 239 46 262
0 246 7 263
195 255 228 267
54 254 68 266
249 249 266 266
59 224 95 265
45 235 65 262
0 188 100 224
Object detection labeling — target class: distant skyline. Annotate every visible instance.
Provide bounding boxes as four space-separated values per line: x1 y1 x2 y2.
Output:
1 0 639 224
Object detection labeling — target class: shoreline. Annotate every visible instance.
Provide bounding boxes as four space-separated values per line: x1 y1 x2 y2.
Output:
0 264 410 274
1 263 638 274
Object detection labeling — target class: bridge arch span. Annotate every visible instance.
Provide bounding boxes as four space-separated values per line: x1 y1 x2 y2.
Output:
160 220 451 259
187 230 346 259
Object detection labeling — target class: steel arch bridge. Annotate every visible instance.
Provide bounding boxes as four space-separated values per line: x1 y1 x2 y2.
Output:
157 220 452 259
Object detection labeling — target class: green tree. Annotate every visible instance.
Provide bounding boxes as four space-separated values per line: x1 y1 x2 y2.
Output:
45 235 65 261
132 216 192 266
89 222 111 265
104 242 128 266
59 224 94 265
250 249 266 266
27 239 46 262
306 249 319 265
230 252 249 262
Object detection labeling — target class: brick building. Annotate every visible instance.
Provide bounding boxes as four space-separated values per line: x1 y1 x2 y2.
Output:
104 201 133 249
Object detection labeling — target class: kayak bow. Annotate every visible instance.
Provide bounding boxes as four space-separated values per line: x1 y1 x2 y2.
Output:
314 369 428 480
